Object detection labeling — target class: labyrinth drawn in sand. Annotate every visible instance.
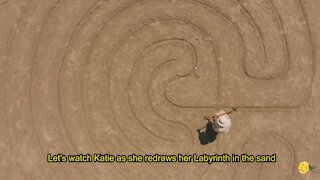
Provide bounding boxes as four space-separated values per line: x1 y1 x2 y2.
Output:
0 0 319 180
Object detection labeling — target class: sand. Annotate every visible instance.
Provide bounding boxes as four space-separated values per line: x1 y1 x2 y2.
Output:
0 0 319 179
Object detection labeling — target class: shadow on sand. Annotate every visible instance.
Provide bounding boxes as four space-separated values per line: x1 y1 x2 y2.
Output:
197 122 218 145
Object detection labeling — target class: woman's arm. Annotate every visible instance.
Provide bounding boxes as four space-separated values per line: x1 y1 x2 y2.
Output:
203 115 217 124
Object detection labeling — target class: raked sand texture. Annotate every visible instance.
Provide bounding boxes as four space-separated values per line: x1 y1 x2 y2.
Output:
0 0 319 179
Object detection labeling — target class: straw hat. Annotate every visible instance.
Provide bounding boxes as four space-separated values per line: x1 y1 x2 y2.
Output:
217 116 231 128
214 110 232 134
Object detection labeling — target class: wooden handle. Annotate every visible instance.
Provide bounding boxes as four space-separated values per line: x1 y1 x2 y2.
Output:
212 108 237 119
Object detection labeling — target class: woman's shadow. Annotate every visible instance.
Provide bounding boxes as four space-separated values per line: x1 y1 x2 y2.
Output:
197 122 218 145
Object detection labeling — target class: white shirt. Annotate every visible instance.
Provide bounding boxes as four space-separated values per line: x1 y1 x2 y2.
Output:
212 110 232 134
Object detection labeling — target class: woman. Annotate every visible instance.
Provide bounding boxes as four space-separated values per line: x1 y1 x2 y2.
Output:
197 108 236 145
